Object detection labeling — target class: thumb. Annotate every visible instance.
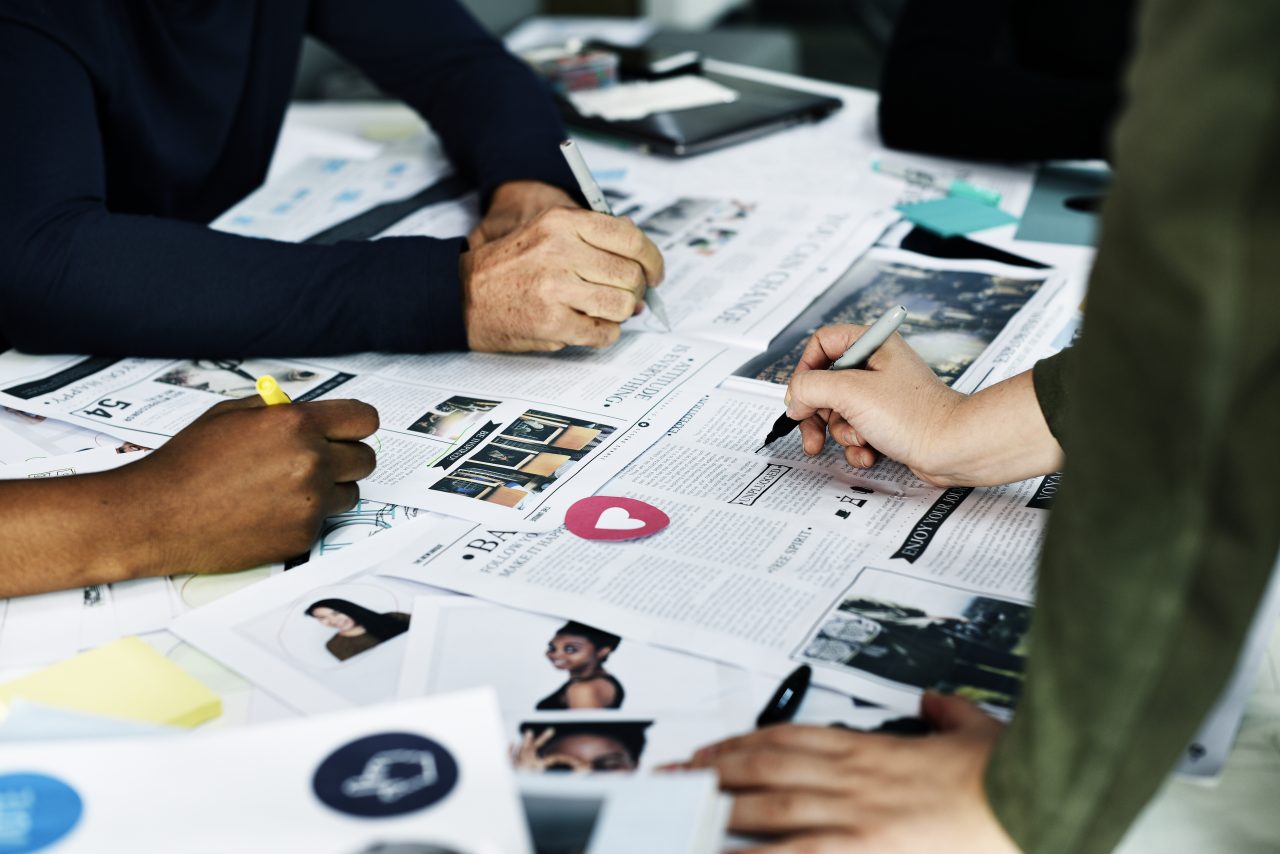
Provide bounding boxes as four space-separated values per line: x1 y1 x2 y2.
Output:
920 690 992 733
786 369 869 422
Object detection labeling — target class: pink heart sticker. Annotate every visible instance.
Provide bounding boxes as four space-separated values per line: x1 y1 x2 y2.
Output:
565 496 670 541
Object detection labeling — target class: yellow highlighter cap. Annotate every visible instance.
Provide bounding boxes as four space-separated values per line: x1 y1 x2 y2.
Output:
256 375 292 406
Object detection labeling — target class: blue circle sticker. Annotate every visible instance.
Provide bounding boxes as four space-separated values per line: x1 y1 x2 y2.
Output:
0 773 83 852
313 733 459 818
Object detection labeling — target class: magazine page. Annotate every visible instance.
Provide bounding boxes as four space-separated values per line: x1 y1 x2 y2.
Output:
0 334 749 529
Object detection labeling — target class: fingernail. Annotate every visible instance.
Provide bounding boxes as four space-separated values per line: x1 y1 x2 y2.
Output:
692 746 715 763
783 390 792 407
654 762 686 773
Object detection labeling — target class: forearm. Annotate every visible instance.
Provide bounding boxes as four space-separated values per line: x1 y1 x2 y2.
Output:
0 208 467 357
922 371 1062 487
986 1 1280 850
0 471 160 597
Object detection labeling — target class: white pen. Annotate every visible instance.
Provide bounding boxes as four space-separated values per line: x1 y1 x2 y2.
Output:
757 304 909 452
560 139 671 330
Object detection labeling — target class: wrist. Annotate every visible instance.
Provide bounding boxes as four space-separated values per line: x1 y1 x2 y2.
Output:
76 465 164 584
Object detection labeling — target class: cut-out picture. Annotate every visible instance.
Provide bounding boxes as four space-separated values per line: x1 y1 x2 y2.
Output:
799 569 1031 711
513 721 651 774
305 597 410 662
537 622 625 711
153 360 334 399
407 395 500 441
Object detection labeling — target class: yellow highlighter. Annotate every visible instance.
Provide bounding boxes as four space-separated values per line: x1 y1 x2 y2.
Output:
256 374 292 405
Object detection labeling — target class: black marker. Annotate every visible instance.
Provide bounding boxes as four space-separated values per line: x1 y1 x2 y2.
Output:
757 305 909 453
756 664 812 727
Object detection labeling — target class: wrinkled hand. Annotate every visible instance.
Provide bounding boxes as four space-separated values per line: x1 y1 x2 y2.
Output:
785 324 961 482
468 180 578 249
120 396 378 573
461 205 664 352
680 693 1019 854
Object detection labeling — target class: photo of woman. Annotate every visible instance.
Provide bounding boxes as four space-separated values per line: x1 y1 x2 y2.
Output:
305 598 411 662
536 622 626 711
513 721 651 774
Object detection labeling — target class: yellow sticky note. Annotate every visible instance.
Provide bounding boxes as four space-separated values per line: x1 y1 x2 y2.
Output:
0 636 222 728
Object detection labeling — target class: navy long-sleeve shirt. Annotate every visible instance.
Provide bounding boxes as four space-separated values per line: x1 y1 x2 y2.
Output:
0 0 578 357
878 0 1135 161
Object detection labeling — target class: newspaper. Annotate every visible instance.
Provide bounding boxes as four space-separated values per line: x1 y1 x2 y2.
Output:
380 185 901 352
0 335 748 529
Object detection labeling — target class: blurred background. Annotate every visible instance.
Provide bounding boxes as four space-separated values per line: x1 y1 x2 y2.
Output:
295 0 906 100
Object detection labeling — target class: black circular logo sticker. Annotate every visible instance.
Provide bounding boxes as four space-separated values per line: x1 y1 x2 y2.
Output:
313 732 459 818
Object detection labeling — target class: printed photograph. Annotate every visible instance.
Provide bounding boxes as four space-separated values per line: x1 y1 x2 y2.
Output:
153 359 335 399
638 198 755 258
798 569 1031 711
513 721 653 774
398 600 725 720
304 597 410 663
735 251 1047 387
407 395 500 441
430 409 615 509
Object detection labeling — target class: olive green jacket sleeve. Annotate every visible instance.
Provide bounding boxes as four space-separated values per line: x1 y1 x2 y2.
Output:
1031 348 1075 444
984 2 1280 852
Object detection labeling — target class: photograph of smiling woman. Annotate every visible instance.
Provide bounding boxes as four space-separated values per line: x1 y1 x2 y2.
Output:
305 598 411 662
536 621 625 710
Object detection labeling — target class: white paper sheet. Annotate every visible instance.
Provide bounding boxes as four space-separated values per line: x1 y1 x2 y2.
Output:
169 519 453 714
0 689 531 854
211 142 451 243
0 337 749 530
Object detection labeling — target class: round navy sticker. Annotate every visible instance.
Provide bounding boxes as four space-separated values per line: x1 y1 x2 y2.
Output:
313 733 459 818
0 773 84 852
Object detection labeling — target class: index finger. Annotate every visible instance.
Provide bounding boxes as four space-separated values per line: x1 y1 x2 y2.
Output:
297 399 380 441
795 324 870 376
574 212 665 286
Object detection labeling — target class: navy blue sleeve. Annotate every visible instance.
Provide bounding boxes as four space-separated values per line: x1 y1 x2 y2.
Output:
878 0 1121 161
307 0 580 209
0 22 468 359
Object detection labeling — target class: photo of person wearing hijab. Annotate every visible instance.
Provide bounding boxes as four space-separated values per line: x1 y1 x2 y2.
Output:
513 721 651 774
305 598 410 662
536 622 625 711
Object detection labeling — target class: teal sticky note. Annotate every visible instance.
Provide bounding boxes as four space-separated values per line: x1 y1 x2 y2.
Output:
896 197 1018 237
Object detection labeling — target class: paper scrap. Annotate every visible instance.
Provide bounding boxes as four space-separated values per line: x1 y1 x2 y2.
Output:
0 636 221 727
896 196 1018 237
569 75 739 122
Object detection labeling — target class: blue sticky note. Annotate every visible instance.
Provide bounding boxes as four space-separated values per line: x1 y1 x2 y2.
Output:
896 197 1018 237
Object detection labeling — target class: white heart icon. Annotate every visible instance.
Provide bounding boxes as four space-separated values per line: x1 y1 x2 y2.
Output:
595 506 646 531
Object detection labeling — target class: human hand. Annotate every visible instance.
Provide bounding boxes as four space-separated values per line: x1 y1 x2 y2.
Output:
468 180 578 249
785 324 962 483
460 206 664 352
511 728 592 773
784 324 1063 486
118 397 378 574
677 693 1019 854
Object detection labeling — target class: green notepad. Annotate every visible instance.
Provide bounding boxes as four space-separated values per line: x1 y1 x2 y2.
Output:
896 197 1018 237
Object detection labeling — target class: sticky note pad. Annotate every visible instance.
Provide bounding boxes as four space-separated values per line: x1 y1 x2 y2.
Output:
896 197 1018 237
0 636 221 728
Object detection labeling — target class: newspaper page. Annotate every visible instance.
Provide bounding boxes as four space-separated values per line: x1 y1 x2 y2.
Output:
362 264 1085 715
0 334 748 529
378 184 900 352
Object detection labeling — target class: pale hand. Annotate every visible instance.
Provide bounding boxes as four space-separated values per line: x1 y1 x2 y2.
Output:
461 205 664 352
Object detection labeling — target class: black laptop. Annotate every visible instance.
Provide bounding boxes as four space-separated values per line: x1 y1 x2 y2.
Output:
557 71 843 157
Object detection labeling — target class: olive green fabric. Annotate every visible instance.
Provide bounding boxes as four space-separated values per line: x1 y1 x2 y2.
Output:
985 1 1280 852
1031 349 1075 444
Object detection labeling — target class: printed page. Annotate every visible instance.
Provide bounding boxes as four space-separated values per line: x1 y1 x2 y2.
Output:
377 182 900 352
377 384 1054 716
0 689 532 854
0 335 750 529
170 519 451 714
731 247 1082 395
210 142 451 243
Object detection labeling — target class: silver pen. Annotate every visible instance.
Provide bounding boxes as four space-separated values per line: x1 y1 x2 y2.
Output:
757 304 909 453
560 139 671 330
